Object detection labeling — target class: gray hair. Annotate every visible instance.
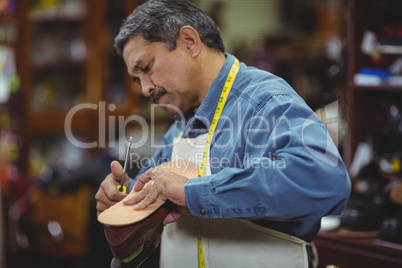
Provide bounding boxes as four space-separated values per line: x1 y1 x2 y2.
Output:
114 0 225 56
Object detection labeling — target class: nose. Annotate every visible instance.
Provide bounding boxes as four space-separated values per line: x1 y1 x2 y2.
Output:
140 75 155 97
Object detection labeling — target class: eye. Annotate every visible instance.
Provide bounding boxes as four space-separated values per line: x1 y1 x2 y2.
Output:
131 77 140 85
142 64 150 73
142 59 154 74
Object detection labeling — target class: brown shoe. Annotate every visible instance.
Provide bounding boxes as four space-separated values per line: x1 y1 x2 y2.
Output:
104 202 171 263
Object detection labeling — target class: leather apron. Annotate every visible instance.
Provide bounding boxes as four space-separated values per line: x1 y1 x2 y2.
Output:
160 133 310 268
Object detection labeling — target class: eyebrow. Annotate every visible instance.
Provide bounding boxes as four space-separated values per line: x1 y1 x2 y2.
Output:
133 57 154 73
133 59 143 72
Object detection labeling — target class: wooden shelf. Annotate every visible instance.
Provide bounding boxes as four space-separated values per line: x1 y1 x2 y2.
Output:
353 84 402 92
31 58 85 71
27 108 97 134
314 230 402 268
29 15 85 23
345 0 402 165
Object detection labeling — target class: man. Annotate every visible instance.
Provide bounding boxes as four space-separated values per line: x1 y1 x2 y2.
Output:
95 0 351 267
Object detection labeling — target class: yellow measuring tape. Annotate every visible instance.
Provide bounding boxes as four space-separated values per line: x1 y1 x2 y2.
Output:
198 58 240 177
197 57 240 267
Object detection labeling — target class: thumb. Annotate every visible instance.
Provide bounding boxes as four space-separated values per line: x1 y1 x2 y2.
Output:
111 160 130 191
110 161 123 180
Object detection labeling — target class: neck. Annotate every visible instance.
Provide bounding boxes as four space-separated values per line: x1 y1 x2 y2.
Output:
193 51 226 113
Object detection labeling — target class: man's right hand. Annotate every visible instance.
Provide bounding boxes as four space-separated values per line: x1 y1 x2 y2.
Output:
95 160 130 216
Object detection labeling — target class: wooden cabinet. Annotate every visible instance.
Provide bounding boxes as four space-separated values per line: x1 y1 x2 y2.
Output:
315 230 402 268
3 1 146 267
315 0 402 266
16 0 141 177
344 0 402 165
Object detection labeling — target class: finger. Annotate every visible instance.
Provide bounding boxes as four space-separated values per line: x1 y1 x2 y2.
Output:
133 169 155 192
133 182 160 210
95 189 116 216
123 183 152 205
163 210 183 225
95 174 127 208
106 188 127 201
96 200 110 216
95 189 119 208
124 177 158 205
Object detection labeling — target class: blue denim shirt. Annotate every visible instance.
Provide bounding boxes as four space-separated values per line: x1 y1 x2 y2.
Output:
133 53 351 243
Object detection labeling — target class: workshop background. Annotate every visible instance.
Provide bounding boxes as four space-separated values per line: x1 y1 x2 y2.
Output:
1 0 402 267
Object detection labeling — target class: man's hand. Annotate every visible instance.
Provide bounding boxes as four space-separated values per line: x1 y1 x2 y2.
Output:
95 161 130 216
123 167 190 225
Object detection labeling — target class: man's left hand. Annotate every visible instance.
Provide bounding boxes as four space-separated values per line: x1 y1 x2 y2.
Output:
123 168 190 225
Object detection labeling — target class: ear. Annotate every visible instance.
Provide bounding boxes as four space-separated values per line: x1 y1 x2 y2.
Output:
178 26 202 58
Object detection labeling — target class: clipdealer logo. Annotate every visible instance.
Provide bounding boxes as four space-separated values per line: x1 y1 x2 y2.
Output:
64 102 184 158
64 102 146 149
64 100 342 167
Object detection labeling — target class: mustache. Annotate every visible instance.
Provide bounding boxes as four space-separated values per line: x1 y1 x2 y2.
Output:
151 88 167 104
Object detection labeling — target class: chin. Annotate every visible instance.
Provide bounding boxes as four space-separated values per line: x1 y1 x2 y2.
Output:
166 107 184 116
156 103 182 116
157 100 186 116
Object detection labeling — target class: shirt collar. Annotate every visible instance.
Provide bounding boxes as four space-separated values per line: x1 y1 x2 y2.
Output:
173 53 235 136
193 53 235 129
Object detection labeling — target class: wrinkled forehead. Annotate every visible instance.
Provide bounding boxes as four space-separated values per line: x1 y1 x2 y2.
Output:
122 34 155 69
123 34 147 60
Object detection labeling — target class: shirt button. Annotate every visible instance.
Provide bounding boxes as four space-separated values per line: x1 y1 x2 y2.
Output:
200 208 206 215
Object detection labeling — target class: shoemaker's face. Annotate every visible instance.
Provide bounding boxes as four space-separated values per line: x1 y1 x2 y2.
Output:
123 33 200 115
